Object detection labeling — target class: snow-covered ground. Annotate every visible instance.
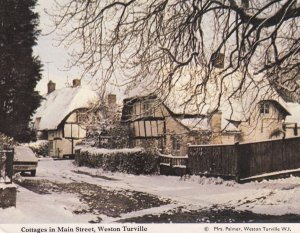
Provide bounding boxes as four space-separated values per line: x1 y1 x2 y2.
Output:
0 158 300 223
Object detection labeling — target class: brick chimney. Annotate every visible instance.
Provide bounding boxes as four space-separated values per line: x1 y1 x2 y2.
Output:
73 79 81 87
107 94 117 105
210 111 222 144
47 80 56 94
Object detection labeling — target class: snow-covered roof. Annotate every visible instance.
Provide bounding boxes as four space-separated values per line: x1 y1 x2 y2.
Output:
123 95 240 132
221 118 240 132
285 103 300 124
221 97 291 123
123 69 300 132
180 116 239 132
220 100 248 122
180 118 210 131
124 69 295 124
34 86 98 130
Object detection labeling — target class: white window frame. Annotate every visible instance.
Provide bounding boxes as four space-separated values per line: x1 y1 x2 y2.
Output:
260 103 270 115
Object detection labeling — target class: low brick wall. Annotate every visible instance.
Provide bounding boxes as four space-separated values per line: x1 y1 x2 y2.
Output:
0 185 17 208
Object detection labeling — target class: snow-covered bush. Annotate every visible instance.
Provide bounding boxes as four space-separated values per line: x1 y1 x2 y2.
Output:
180 175 236 187
78 95 129 149
25 140 49 157
75 147 159 174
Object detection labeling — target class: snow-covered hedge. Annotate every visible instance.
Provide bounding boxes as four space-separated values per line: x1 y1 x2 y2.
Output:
25 140 49 157
75 147 159 174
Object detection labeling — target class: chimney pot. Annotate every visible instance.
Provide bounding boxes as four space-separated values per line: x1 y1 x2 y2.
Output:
47 80 56 94
73 79 81 87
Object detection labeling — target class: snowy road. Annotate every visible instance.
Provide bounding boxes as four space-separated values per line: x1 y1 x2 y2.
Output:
1 158 300 223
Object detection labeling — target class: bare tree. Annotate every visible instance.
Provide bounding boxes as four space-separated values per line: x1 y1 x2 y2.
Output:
51 0 300 113
77 95 128 148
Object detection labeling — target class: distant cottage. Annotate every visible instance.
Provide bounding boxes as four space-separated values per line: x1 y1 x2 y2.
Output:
33 79 98 158
225 97 300 142
232 99 291 141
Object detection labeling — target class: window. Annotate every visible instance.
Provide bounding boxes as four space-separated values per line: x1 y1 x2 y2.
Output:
172 136 181 150
260 103 270 115
143 102 150 111
77 112 87 123
127 105 133 116
142 101 154 116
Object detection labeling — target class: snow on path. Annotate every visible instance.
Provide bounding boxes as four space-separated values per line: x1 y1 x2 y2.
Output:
1 158 300 223
70 160 300 216
1 184 95 223
40 159 300 215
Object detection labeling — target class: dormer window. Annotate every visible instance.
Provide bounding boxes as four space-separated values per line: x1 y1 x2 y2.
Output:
260 103 270 115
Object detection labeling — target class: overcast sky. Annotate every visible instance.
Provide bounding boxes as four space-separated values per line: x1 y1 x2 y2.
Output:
34 0 125 100
34 0 72 94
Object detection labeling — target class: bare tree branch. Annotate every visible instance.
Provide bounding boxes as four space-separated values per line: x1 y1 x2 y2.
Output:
50 0 300 114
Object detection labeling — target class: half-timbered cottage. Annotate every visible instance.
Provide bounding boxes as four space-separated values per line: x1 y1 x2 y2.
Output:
121 95 240 156
33 79 98 158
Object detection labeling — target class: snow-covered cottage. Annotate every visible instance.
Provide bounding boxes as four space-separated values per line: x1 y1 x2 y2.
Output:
222 90 300 142
33 79 98 158
120 91 300 156
229 99 291 142
284 103 300 138
121 95 240 156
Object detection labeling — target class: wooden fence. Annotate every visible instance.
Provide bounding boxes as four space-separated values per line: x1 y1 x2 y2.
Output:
188 137 300 181
188 144 238 179
238 137 300 178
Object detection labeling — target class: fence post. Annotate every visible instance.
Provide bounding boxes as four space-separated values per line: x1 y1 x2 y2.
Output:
186 144 190 175
4 149 14 184
170 157 174 176
235 142 241 183
74 148 81 166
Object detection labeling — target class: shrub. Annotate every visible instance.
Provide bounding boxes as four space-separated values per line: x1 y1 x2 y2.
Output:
75 147 159 174
26 140 49 157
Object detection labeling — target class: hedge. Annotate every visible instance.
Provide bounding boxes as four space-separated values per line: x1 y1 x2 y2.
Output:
75 147 159 175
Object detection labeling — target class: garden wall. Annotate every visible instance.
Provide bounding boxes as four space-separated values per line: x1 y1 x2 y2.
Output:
75 147 159 175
